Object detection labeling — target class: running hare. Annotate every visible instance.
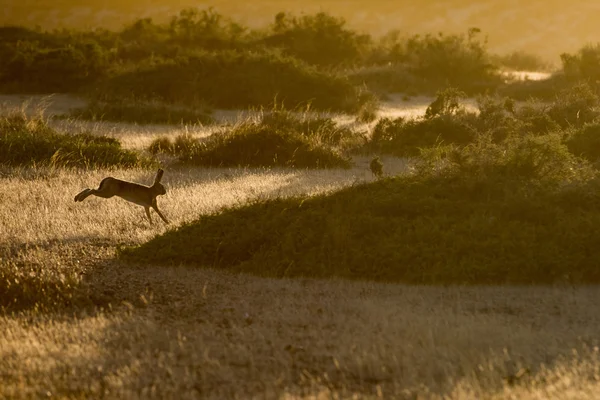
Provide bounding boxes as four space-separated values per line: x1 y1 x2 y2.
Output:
74 169 169 224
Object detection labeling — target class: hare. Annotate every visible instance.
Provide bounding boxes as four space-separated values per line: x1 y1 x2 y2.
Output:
75 169 169 224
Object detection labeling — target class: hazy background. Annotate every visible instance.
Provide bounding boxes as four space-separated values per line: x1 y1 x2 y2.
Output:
4 0 598 63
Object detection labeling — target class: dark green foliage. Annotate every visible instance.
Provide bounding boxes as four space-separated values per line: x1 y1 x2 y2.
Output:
561 44 600 83
262 12 372 67
68 99 214 125
98 50 367 112
566 123 600 165
370 89 478 156
546 83 600 128
403 28 500 92
152 122 351 168
0 10 529 107
168 8 248 50
0 27 112 93
416 131 592 185
357 28 503 94
370 84 600 157
0 112 147 168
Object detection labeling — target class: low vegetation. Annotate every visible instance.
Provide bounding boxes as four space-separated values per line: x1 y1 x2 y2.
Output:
4 8 591 115
369 84 600 157
96 50 369 112
149 109 355 168
0 112 148 168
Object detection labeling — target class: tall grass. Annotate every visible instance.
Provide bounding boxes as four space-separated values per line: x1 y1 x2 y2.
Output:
0 111 148 168
149 108 355 168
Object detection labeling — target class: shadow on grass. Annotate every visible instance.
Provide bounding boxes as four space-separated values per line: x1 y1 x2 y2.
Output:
121 175 600 285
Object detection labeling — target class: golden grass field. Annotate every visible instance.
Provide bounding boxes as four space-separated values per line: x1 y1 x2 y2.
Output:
2 95 600 398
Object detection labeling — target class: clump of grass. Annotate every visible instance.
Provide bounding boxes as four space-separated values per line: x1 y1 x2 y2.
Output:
0 112 148 168
149 109 357 168
150 124 350 169
257 105 363 147
355 97 378 123
68 99 214 125
123 131 600 284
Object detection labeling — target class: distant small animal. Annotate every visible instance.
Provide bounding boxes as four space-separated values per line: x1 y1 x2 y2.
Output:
74 169 169 224
369 156 384 178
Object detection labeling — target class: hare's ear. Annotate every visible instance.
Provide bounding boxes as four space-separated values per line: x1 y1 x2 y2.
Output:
154 169 164 185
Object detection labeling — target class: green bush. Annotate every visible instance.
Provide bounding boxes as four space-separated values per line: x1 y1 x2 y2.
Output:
416 131 592 186
546 83 600 128
99 50 368 112
261 12 372 67
152 121 351 168
566 122 600 165
561 44 600 83
0 30 112 93
0 112 147 168
68 99 214 125
369 89 478 156
370 85 600 157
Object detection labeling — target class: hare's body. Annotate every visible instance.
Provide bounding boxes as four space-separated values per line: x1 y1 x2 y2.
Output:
75 169 169 224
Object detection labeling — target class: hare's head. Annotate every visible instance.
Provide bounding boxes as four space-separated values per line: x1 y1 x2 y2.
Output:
152 169 167 196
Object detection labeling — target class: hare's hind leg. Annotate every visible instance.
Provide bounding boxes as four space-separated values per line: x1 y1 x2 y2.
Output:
74 188 115 202
74 189 93 202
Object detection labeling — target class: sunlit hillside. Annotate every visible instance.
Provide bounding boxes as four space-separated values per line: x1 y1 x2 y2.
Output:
4 0 599 62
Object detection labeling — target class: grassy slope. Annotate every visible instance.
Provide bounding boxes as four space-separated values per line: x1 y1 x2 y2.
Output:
4 0 599 61
122 175 600 284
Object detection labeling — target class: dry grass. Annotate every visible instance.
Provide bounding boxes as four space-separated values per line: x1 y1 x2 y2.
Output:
2 98 600 398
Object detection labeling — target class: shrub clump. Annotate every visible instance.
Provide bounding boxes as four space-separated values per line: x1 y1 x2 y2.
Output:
566 122 600 165
0 112 147 168
149 108 357 168
150 125 351 169
261 12 372 67
369 88 478 156
370 84 600 157
98 50 370 113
